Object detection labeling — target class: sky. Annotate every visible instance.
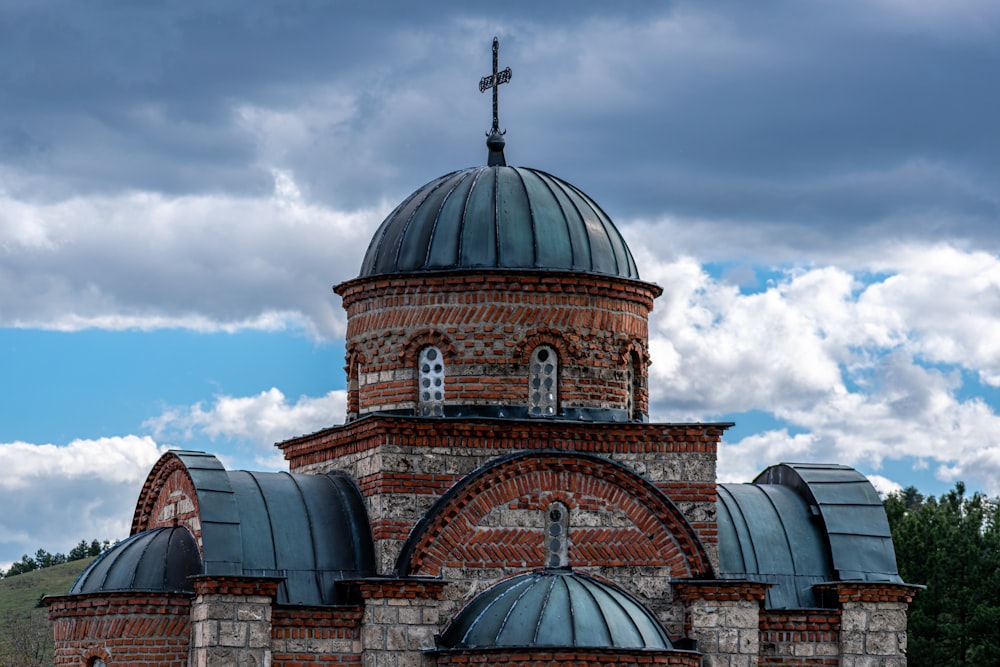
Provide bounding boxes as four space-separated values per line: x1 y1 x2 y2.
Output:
1 0 1000 568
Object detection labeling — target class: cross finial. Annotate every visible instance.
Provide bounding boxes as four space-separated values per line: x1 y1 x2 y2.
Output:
479 37 512 166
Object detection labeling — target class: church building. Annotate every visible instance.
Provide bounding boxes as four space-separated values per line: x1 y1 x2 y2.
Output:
47 40 916 667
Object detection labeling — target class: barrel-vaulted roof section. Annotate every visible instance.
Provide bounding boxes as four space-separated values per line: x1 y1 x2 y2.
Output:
120 451 376 606
717 462 902 609
358 166 640 280
754 462 902 583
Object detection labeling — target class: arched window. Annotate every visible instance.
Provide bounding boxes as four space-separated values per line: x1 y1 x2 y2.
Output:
546 502 570 568
626 351 641 421
418 346 445 416
529 346 558 417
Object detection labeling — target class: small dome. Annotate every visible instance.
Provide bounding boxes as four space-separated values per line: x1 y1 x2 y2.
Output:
359 166 639 279
70 526 202 594
437 569 672 650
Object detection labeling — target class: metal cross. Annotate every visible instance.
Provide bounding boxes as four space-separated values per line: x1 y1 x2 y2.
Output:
479 37 512 135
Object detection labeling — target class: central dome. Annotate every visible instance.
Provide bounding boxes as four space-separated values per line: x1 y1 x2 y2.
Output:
359 165 639 280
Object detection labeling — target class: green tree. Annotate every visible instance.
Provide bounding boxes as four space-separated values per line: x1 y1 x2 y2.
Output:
3 555 38 578
886 482 1000 667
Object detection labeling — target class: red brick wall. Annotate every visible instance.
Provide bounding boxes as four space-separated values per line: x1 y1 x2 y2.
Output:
131 452 203 549
400 452 711 579
335 271 659 419
759 610 841 666
271 607 364 666
47 593 191 667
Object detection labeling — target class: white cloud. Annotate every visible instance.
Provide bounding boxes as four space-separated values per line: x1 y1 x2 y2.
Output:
0 436 166 569
144 387 347 469
638 243 1000 494
0 172 384 339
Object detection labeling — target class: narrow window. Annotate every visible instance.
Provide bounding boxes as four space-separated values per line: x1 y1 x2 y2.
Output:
546 502 570 568
627 351 641 421
528 346 558 417
418 346 445 416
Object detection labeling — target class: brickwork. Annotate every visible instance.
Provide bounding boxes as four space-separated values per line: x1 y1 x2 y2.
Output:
47 592 191 667
279 416 725 575
271 606 364 666
759 610 840 666
675 581 768 667
434 648 702 665
335 271 660 420
190 576 281 667
816 583 917 667
354 579 446 667
131 452 203 548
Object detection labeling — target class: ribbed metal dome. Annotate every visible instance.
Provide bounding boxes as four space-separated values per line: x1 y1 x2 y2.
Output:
70 526 202 594
359 166 640 279
437 569 672 650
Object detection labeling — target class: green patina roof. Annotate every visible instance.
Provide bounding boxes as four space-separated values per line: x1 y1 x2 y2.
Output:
71 526 202 594
437 569 673 651
359 166 639 280
74 451 376 607
717 462 903 609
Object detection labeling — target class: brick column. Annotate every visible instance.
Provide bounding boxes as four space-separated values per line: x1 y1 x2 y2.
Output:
815 582 919 667
190 576 281 667
353 578 446 667
674 580 768 667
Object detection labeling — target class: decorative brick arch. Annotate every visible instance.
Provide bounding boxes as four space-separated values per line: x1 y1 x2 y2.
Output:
402 329 458 365
82 645 111 666
620 338 650 368
131 452 205 553
514 327 583 363
345 346 369 418
396 451 713 578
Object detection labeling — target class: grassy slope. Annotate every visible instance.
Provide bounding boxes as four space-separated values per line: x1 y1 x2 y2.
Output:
0 558 93 616
0 558 94 661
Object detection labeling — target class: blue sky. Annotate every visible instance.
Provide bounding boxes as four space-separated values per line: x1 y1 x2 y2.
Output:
2 0 1000 567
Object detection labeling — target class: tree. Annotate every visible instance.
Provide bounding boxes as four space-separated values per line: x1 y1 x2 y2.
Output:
886 482 1000 667
0 611 50 667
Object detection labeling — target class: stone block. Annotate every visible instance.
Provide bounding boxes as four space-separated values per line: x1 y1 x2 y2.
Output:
691 606 722 628
219 620 248 647
867 631 904 656
869 609 906 633
841 630 865 654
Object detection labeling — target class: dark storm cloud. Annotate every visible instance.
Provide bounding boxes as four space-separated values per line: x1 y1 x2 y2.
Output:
2 1 998 247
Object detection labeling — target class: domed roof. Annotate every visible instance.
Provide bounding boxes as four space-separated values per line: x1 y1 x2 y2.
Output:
359 166 639 280
70 526 202 594
437 569 673 650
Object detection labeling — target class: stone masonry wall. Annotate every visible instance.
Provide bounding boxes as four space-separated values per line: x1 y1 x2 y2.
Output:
189 577 280 667
675 581 768 667
47 593 191 667
280 417 725 578
336 272 659 420
355 579 446 667
817 583 916 667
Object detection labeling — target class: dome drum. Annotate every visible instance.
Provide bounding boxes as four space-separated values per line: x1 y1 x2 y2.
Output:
336 271 660 423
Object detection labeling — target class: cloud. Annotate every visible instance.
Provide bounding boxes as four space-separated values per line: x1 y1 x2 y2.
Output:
0 436 165 570
0 171 382 338
640 243 1000 494
144 387 347 469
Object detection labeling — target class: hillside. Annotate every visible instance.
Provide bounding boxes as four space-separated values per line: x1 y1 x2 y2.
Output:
0 558 94 666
